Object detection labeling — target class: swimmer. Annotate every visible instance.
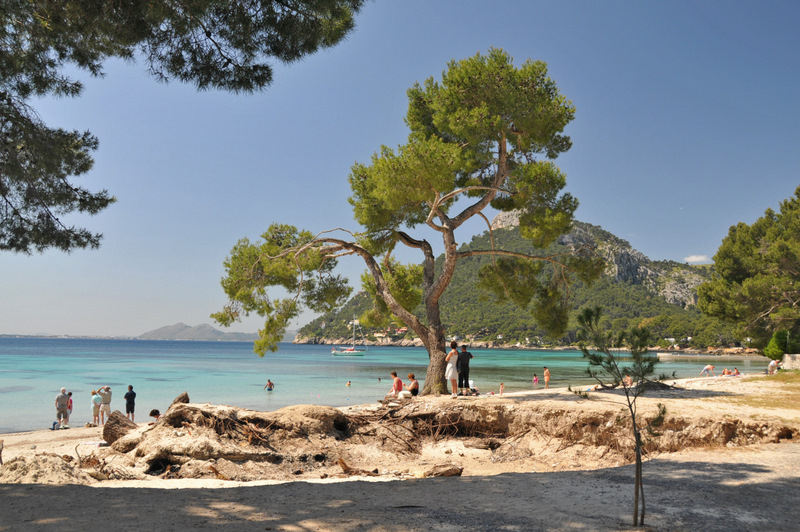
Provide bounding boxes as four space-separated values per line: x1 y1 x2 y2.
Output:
263 379 275 391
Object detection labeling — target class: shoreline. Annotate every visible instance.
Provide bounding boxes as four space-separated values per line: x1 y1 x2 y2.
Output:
1 372 798 530
1 372 793 463
295 336 767 357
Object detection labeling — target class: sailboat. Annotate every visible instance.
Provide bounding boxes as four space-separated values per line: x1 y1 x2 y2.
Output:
331 316 367 356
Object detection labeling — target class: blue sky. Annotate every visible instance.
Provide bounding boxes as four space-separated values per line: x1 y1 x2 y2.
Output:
2 1 798 337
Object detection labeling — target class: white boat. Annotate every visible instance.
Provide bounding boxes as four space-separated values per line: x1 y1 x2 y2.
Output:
331 316 367 356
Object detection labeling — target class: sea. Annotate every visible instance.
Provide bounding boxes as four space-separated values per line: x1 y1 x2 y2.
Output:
0 337 770 434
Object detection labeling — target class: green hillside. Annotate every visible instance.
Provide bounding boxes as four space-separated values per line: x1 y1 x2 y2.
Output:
298 221 738 348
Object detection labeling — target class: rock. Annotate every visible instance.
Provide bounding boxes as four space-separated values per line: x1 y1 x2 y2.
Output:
423 464 463 477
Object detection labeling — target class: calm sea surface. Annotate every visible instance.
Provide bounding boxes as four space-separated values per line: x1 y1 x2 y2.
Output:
0 338 769 434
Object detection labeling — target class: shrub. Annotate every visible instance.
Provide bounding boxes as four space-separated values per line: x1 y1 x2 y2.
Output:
764 331 800 360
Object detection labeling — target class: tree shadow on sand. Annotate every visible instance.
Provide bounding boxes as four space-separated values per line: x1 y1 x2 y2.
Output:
2 444 798 531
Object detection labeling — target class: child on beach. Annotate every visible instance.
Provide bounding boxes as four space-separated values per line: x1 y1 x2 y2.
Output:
532 374 538 387
499 382 504 395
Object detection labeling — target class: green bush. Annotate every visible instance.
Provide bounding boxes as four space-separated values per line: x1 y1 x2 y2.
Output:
764 331 800 360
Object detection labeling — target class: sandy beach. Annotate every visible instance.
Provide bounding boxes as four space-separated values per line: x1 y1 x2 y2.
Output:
2 372 799 531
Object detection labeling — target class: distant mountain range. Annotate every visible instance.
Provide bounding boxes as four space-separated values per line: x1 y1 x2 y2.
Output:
137 323 301 342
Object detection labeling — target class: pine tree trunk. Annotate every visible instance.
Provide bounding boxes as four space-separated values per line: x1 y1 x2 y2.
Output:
632 431 645 527
422 346 448 394
632 426 642 526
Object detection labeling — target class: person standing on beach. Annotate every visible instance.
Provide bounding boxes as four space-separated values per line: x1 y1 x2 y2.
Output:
768 359 779 375
67 391 73 418
55 387 70 429
457 345 474 395
97 385 112 425
544 367 551 389
124 385 136 422
91 390 101 425
445 341 460 397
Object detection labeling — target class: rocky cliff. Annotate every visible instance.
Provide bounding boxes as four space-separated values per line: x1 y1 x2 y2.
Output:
492 212 707 308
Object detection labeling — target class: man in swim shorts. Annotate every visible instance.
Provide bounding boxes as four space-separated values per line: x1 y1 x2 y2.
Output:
124 385 136 422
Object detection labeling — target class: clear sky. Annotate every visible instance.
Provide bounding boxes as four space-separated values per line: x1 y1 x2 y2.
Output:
2 1 798 337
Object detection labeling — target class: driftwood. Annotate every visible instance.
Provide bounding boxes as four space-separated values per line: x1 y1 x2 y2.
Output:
103 411 138 444
337 458 379 477
171 392 190 405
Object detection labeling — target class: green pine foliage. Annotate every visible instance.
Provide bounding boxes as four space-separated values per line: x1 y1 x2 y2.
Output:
1 1 365 253
300 221 733 346
698 186 800 346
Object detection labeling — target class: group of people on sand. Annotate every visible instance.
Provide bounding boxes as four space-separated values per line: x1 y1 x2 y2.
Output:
445 341 476 397
531 367 551 389
54 384 136 429
386 371 419 399
700 365 741 377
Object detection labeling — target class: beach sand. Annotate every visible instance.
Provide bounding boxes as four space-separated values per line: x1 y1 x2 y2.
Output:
1 373 799 531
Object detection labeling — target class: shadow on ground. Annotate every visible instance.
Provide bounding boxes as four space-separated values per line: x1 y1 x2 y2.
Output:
1 444 797 531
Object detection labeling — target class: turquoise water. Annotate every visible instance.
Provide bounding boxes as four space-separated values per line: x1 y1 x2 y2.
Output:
0 338 769 433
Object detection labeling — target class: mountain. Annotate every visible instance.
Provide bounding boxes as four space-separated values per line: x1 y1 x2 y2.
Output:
138 323 259 342
298 216 736 347
492 212 708 308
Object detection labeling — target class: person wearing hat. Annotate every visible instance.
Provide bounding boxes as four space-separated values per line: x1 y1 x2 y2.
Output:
97 385 112 425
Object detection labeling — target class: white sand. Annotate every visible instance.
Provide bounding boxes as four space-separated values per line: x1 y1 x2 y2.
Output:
1 373 798 531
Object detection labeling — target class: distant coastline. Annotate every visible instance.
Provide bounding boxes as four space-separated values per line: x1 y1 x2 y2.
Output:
292 335 766 357
1 323 295 343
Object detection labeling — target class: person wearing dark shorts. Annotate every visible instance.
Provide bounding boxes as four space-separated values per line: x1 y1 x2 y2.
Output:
457 345 474 395
124 385 136 422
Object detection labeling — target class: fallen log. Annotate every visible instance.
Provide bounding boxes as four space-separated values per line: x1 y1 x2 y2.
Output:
103 411 138 444
337 458 379 476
